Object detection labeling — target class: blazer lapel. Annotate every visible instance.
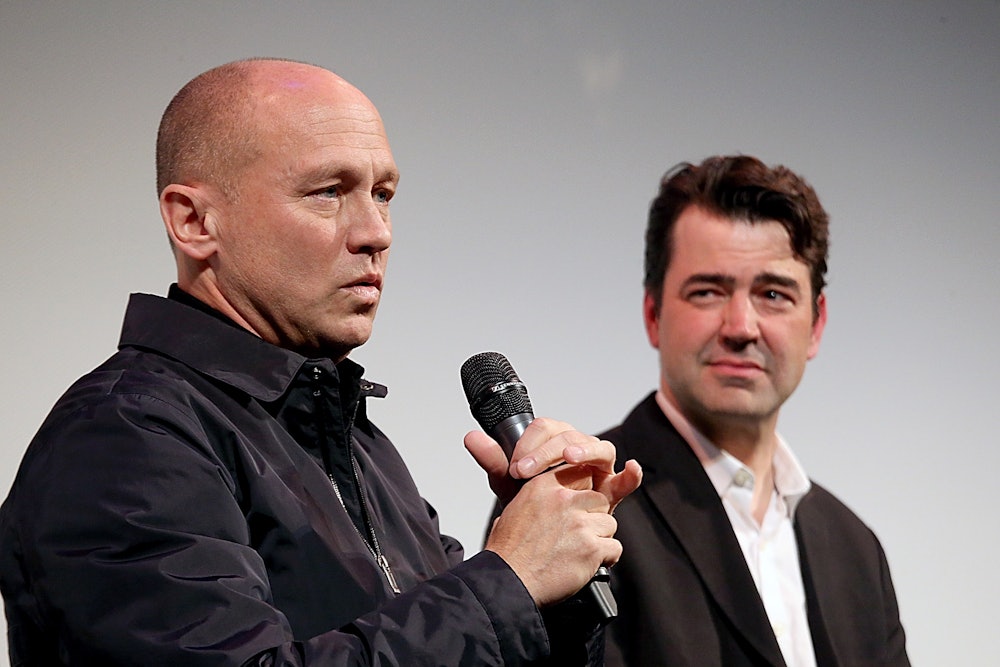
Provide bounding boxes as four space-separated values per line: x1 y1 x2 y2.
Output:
621 395 787 667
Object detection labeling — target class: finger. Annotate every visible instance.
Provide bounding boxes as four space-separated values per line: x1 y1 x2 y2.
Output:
551 464 597 492
574 487 614 515
512 424 602 479
594 512 618 538
600 536 624 568
560 438 618 473
591 459 643 512
464 430 511 480
605 459 643 512
575 514 622 567
581 514 622 561
507 417 574 477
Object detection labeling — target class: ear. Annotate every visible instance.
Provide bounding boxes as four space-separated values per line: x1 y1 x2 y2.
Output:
159 184 219 261
807 292 828 359
642 290 661 349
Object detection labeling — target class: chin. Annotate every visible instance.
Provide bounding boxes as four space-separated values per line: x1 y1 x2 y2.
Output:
697 391 773 419
320 326 374 360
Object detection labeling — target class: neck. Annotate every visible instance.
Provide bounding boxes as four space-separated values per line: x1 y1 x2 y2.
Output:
695 415 779 526
177 274 261 339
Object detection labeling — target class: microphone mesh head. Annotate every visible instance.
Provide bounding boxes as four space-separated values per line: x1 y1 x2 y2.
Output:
460 352 534 431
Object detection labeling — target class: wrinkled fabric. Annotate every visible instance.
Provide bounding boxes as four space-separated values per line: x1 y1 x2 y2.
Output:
0 292 554 666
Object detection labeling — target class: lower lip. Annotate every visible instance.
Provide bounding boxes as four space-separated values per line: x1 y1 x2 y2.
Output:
710 364 762 379
345 285 381 301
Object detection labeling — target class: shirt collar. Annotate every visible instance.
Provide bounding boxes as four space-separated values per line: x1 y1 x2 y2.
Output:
654 390 811 517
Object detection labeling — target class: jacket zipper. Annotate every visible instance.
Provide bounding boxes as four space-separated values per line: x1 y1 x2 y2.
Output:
313 366 400 595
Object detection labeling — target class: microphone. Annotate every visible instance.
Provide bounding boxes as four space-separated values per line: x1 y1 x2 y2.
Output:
460 351 617 624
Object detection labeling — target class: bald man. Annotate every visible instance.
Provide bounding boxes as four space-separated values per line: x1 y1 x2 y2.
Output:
0 59 640 666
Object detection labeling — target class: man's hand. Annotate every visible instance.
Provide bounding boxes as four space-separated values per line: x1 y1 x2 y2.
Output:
465 417 642 606
464 417 641 510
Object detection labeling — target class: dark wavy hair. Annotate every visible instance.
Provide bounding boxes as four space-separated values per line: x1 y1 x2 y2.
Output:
644 155 829 318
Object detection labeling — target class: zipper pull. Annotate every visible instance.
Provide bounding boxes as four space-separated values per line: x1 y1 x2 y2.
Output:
378 553 401 595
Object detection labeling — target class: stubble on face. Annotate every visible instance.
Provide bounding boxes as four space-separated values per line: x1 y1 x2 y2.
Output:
207 61 398 361
647 206 825 444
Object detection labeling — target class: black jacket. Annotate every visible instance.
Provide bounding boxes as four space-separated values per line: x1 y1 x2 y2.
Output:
0 292 559 666
602 394 909 666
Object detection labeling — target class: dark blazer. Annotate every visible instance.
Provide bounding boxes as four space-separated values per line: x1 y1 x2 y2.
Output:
603 393 909 666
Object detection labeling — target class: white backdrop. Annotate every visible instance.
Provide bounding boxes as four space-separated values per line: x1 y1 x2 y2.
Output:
2 2 997 664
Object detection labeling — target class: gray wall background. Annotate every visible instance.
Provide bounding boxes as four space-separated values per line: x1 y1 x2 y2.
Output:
2 1 997 663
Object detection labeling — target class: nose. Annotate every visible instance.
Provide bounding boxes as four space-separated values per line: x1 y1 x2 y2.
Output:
347 195 392 255
719 294 759 349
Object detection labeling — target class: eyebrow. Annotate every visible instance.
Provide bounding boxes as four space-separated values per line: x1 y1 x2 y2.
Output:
378 168 401 187
753 272 802 294
681 273 734 290
681 272 802 293
378 164 401 183
296 163 400 189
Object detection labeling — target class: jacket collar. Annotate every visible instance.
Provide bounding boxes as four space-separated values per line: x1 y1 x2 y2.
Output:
117 292 382 404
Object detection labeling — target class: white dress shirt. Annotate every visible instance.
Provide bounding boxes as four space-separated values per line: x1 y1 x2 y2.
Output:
656 391 818 667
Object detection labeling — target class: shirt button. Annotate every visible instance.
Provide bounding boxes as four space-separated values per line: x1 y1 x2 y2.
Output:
733 470 753 488
773 622 786 638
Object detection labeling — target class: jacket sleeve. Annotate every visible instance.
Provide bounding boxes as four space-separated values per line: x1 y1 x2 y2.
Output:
482 500 607 666
795 484 911 666
4 387 550 666
876 538 910 667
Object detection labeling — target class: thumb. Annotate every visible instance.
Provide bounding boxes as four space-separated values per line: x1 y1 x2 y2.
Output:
465 430 522 506
464 430 510 480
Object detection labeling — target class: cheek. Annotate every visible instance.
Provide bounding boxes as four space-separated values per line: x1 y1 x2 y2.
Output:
661 308 716 349
260 219 334 266
764 322 815 367
657 324 703 375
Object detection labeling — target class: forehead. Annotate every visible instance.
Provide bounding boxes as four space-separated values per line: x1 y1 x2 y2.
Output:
299 103 393 153
668 206 806 279
251 69 397 173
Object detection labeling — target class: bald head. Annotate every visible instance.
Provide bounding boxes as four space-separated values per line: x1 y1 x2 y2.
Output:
157 58 397 359
155 58 377 199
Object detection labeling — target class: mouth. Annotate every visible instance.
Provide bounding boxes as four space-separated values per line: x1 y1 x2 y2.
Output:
343 274 383 300
707 358 764 378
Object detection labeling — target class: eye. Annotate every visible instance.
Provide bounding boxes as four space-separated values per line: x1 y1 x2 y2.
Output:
313 185 339 199
686 287 725 304
757 288 796 311
373 188 392 204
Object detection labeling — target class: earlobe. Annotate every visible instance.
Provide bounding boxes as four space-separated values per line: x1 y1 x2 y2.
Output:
642 291 661 349
160 184 218 261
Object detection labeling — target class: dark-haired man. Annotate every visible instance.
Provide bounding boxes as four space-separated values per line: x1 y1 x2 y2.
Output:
0 58 641 666
603 155 909 666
